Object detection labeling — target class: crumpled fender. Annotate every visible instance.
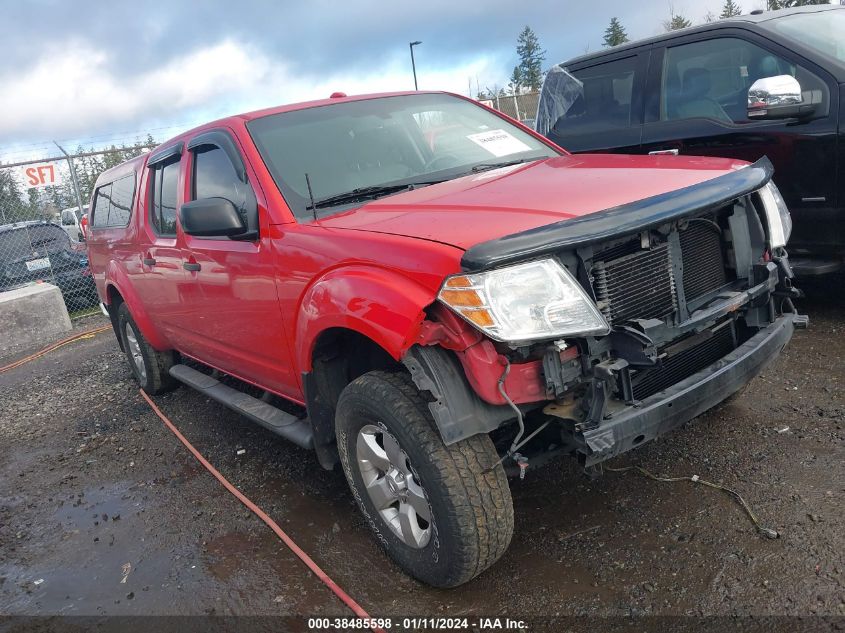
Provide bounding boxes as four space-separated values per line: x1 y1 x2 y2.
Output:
295 264 436 373
104 262 170 351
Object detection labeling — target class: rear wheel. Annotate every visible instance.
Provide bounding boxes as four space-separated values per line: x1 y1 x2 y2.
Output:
116 303 177 394
335 370 513 587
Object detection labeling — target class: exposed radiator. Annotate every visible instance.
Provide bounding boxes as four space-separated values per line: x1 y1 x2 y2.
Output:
630 322 735 400
679 222 727 300
592 242 678 325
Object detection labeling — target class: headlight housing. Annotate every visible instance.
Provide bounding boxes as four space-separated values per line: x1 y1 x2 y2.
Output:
437 258 610 343
758 181 792 249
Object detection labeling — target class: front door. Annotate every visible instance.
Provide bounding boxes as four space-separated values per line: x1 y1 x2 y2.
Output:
177 131 296 397
640 32 839 257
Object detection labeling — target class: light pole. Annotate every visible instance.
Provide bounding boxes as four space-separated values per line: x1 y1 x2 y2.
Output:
409 41 422 90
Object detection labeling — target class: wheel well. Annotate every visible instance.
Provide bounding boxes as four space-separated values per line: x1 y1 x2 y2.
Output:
106 285 125 351
306 328 402 469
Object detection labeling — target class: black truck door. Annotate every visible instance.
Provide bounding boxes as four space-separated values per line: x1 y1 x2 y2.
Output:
640 30 839 266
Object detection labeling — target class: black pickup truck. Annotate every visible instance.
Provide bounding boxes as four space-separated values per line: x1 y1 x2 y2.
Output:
536 4 845 277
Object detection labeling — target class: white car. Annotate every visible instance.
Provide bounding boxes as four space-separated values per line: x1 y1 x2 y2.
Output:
58 206 88 242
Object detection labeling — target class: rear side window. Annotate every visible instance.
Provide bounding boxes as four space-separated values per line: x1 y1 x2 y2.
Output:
90 174 136 229
92 185 111 228
149 159 179 236
108 175 135 227
540 56 639 137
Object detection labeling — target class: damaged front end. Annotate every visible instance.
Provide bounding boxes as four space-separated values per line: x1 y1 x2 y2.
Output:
406 157 807 471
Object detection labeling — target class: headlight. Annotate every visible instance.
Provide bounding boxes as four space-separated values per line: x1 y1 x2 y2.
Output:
758 181 792 249
437 258 610 343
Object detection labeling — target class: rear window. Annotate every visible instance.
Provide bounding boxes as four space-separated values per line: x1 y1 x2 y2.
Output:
28 224 71 251
0 225 70 263
91 174 136 229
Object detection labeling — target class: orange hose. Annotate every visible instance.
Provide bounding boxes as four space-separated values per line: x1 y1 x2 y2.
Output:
0 325 111 374
139 389 385 632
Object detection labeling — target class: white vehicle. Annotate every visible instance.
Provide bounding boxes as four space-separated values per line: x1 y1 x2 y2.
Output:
58 206 88 242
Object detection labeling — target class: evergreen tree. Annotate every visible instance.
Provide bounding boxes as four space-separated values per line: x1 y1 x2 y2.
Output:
508 66 522 94
514 26 546 92
0 168 32 223
720 0 743 17
664 10 693 31
603 17 629 47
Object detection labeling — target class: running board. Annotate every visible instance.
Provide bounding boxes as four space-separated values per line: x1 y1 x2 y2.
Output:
168 364 314 450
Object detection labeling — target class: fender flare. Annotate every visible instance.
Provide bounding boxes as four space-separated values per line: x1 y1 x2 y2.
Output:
297 265 438 469
104 263 170 351
295 264 436 375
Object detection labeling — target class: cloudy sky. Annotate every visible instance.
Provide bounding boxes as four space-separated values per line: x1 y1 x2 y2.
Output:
0 0 766 162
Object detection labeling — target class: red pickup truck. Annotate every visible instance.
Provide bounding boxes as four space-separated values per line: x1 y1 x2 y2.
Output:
87 91 804 587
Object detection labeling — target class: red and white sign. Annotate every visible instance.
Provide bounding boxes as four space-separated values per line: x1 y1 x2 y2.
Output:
21 163 61 188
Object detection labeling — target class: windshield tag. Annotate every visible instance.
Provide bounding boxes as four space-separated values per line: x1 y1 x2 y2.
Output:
466 129 532 158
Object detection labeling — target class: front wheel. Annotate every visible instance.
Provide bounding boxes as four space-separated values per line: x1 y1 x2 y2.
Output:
335 370 513 587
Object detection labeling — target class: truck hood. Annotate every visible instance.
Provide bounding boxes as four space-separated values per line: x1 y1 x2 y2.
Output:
319 153 749 250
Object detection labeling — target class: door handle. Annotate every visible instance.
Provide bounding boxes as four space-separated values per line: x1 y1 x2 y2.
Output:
183 262 201 272
143 257 156 266
648 148 679 156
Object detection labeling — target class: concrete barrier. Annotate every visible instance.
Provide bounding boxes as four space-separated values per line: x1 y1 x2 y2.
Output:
0 284 72 355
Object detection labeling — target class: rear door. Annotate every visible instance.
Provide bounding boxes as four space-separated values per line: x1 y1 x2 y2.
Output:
640 30 839 255
541 51 648 153
131 145 191 342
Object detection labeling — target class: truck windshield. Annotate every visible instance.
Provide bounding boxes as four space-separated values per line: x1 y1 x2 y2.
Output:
247 93 558 220
766 10 845 64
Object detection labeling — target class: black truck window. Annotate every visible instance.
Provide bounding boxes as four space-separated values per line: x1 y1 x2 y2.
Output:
661 37 826 124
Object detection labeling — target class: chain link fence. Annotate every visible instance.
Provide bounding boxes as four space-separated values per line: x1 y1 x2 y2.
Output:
0 145 152 316
479 91 540 126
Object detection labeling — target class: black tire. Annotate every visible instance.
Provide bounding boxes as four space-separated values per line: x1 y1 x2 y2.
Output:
335 370 513 587
116 303 178 395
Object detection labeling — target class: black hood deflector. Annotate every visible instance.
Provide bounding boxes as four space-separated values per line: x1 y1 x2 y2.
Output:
461 157 774 271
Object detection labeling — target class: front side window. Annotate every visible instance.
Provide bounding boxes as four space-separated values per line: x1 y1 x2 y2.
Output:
538 57 638 138
247 93 557 220
191 145 255 234
150 159 179 236
193 146 241 201
660 37 826 124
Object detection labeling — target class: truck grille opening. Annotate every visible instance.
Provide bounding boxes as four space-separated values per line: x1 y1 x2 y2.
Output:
590 218 728 327
592 242 677 325
629 322 735 400
679 221 727 300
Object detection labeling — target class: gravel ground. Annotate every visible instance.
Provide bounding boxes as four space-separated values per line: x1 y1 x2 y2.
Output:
0 283 843 627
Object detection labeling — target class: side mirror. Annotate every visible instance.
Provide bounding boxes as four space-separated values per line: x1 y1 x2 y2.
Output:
747 74 814 120
179 197 246 237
